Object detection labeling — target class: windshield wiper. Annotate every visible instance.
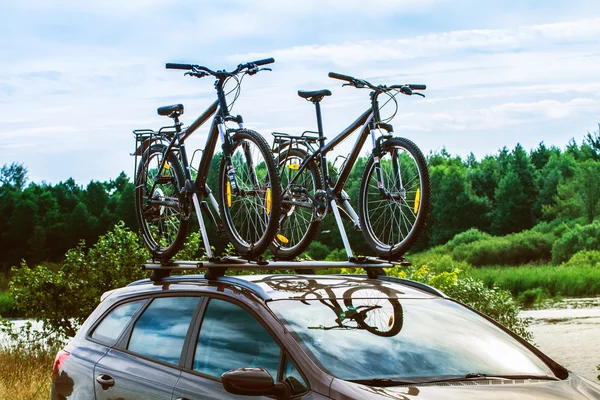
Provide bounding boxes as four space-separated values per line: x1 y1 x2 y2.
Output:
348 378 416 387
350 373 559 387
420 373 560 384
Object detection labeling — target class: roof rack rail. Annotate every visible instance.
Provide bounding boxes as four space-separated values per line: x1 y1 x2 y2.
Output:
127 274 272 300
141 256 411 281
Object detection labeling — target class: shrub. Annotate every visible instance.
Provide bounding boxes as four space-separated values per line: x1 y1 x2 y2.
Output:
444 228 491 250
552 221 600 264
324 249 346 261
518 287 546 308
453 230 553 266
563 250 600 268
307 241 330 261
7 222 148 343
407 252 471 274
0 293 16 318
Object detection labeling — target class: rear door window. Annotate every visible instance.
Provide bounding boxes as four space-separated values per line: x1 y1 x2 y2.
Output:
127 296 200 365
91 300 145 345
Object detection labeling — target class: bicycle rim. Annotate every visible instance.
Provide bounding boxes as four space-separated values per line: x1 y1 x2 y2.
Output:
135 145 188 258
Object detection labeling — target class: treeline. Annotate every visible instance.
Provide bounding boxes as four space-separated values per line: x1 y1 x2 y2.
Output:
0 164 136 272
1 125 599 270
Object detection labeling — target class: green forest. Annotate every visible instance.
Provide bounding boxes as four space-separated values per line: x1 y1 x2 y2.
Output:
2 126 600 305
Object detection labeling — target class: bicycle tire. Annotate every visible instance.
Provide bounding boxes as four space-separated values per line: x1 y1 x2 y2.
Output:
218 129 282 258
135 143 190 260
343 286 403 337
270 147 322 260
358 137 430 259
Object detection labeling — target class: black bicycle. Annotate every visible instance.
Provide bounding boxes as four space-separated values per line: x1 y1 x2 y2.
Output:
133 58 281 261
270 72 430 260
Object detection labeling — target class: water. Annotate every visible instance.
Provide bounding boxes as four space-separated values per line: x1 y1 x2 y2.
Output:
522 298 600 382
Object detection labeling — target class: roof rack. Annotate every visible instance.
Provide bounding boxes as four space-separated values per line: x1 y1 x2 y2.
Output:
141 256 411 281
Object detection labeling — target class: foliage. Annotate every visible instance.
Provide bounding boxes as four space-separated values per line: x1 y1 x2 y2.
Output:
563 250 600 268
452 230 553 266
0 292 16 317
307 241 330 261
468 264 600 297
0 168 136 272
6 222 147 342
518 288 546 308
444 228 491 250
551 221 600 264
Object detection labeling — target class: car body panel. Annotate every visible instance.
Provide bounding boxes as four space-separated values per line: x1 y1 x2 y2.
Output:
94 348 181 400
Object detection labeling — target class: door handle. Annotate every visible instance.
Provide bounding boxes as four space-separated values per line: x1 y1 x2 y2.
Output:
175 398 190 400
96 374 115 389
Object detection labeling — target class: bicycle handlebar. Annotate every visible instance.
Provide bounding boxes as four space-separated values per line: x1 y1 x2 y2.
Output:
166 58 275 78
328 72 355 82
165 63 194 70
329 71 426 93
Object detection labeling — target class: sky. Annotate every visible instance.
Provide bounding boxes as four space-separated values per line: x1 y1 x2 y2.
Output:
1 0 599 184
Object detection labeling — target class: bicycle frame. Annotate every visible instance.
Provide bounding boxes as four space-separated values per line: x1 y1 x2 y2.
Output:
277 106 395 259
141 81 247 259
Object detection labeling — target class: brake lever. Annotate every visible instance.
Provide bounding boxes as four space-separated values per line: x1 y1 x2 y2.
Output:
258 67 272 72
413 92 425 97
184 71 208 78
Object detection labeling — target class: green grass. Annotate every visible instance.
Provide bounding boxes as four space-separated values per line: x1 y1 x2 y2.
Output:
467 264 600 297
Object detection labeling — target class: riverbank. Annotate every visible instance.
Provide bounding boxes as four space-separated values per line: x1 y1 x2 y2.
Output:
522 299 600 382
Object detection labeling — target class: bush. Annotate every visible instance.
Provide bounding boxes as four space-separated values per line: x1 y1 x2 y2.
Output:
407 252 471 274
307 241 330 261
452 230 553 266
444 228 491 250
563 250 600 268
0 293 16 318
518 287 545 308
552 221 600 264
7 222 148 343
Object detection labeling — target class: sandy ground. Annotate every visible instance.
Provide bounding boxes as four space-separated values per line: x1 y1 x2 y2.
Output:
522 302 600 382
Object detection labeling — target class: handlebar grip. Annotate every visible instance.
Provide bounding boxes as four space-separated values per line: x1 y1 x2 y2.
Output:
166 63 194 70
328 72 354 82
251 57 275 66
408 84 426 90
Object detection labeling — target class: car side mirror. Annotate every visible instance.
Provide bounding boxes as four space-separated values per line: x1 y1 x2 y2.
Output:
222 367 289 398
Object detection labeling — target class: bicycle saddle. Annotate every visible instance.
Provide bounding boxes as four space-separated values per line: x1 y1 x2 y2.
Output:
157 104 184 117
298 89 331 102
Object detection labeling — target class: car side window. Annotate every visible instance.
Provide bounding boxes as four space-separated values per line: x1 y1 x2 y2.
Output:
127 296 200 365
91 300 144 345
283 357 308 395
193 298 281 379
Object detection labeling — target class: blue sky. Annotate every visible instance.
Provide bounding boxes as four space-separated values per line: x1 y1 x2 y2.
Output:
1 0 599 184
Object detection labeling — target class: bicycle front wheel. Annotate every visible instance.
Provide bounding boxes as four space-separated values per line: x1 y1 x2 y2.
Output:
135 144 189 260
358 137 430 259
218 129 282 258
270 147 322 260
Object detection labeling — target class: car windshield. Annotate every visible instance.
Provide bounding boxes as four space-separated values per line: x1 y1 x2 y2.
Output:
268 298 554 381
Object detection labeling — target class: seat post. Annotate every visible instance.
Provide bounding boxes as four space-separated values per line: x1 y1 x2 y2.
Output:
313 100 330 185
314 101 325 150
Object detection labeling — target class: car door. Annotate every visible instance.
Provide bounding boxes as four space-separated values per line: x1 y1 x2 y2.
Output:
94 295 202 400
172 296 312 400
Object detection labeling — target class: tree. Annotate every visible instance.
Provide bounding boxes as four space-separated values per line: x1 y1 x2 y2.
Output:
0 162 28 190
491 144 538 235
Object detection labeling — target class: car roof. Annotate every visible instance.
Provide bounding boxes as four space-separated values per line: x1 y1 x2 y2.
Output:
121 274 445 302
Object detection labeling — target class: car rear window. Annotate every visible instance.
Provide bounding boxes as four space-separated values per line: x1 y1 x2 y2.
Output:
91 300 145 345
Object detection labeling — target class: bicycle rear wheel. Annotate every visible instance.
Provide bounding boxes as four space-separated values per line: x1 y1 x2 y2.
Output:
270 147 322 260
358 137 430 259
135 144 189 260
218 129 282 258
344 287 403 337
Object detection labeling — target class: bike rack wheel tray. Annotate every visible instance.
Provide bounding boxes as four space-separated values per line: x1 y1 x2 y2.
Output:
141 256 411 281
